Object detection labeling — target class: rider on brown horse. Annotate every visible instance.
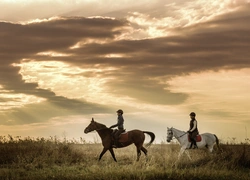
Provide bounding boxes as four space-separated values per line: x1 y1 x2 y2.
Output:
109 109 125 148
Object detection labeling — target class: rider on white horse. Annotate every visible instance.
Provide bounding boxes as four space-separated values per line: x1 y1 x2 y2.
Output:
187 112 199 149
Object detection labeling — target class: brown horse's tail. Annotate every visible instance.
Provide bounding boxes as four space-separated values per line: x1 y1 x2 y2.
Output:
214 134 222 152
143 131 155 147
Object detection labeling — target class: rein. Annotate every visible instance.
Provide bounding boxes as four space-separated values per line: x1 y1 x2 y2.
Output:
172 131 188 140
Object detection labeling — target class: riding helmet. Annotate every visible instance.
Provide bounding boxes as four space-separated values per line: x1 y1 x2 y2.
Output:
117 109 123 114
189 112 196 116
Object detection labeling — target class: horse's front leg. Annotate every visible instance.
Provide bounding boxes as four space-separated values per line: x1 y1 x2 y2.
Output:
178 146 192 160
109 148 117 162
173 147 186 167
178 146 191 160
184 150 191 160
99 147 108 161
178 147 185 159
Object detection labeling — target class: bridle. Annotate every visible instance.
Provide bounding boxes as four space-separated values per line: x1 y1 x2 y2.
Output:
84 119 112 134
89 122 110 132
168 128 187 140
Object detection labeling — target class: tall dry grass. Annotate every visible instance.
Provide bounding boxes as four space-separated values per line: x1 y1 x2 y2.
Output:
0 135 249 180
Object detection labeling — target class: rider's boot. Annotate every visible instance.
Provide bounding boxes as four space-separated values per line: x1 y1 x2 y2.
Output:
193 141 198 149
112 138 118 148
189 142 193 149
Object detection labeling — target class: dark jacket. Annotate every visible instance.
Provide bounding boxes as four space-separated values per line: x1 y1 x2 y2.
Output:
189 119 199 138
110 115 124 130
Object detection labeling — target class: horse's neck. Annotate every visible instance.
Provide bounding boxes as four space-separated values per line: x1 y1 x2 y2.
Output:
172 128 184 136
95 122 106 129
95 123 111 139
172 128 187 143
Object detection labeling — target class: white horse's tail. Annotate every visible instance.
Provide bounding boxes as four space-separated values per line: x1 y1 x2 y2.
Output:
214 134 221 152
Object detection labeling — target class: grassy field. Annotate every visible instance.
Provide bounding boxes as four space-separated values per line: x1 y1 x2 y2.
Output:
0 136 249 180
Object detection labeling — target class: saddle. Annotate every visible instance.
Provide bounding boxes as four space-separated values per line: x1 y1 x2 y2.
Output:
112 129 129 143
188 134 202 142
118 131 129 142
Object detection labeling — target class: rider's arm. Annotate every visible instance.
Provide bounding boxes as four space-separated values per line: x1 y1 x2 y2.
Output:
109 123 118 128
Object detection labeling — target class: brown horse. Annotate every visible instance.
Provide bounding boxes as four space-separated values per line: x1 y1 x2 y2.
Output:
84 118 155 162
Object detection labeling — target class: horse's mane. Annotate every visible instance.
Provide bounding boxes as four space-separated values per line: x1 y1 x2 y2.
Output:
94 121 114 134
172 127 186 133
95 121 109 129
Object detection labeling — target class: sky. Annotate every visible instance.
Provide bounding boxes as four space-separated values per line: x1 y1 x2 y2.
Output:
0 0 250 144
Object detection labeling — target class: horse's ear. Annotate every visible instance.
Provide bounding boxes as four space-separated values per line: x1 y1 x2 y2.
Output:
91 117 94 122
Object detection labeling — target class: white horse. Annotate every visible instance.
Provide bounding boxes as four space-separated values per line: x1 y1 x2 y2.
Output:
166 127 220 159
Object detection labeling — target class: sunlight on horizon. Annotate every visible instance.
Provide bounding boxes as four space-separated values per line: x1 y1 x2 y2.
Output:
167 68 250 122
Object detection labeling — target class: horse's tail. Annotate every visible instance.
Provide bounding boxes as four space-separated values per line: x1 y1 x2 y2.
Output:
214 134 221 152
143 131 155 147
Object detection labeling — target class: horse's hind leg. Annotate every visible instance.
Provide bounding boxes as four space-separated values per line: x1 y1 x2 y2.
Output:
135 145 142 161
141 146 147 156
136 149 141 161
141 146 148 161
208 145 214 153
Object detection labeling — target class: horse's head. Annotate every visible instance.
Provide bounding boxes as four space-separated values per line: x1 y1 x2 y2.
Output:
166 127 173 142
84 118 97 134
